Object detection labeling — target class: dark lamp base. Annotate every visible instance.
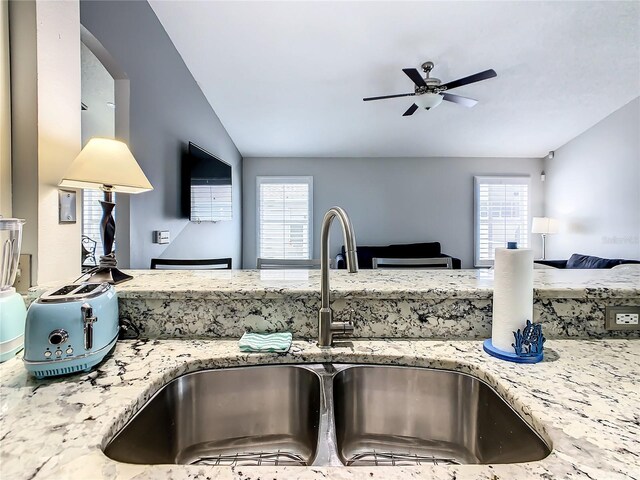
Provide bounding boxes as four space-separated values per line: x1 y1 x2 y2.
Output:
83 267 133 285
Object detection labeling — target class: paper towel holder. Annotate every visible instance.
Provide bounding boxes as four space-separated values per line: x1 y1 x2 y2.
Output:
483 320 545 364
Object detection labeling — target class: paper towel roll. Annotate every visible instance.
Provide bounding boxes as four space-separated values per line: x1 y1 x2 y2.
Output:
491 247 534 352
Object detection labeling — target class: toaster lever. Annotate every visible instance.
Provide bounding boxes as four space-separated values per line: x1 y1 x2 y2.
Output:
81 303 98 350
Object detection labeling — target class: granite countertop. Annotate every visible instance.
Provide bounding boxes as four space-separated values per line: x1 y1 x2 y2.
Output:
30 268 640 300
1 339 639 479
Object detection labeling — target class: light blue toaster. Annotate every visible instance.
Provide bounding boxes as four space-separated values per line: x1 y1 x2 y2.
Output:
23 282 119 378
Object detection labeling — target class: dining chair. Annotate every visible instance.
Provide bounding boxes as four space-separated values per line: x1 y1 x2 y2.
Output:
256 258 334 269
150 258 232 270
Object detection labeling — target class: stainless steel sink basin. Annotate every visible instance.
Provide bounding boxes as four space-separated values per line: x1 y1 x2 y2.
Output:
104 364 550 467
333 365 551 466
105 365 321 466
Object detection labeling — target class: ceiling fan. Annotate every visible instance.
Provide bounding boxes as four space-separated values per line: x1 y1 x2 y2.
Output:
363 61 497 116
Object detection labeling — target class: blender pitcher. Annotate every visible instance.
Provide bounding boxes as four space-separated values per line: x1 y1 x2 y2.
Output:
0 218 27 362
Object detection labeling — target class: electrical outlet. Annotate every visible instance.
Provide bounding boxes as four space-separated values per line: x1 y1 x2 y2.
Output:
616 313 639 325
605 306 640 331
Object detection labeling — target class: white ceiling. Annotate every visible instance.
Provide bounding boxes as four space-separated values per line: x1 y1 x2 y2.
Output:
149 1 640 158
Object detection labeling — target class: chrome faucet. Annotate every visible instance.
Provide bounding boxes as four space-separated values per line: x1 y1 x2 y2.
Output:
318 207 358 347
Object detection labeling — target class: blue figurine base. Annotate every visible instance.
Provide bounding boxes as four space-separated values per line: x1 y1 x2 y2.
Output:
483 339 544 364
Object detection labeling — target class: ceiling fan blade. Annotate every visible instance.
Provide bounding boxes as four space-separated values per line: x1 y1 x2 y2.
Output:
402 104 419 116
441 92 478 108
440 69 497 91
402 68 427 87
363 93 415 102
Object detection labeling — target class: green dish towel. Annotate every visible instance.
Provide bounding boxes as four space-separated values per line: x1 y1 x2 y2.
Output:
239 332 292 353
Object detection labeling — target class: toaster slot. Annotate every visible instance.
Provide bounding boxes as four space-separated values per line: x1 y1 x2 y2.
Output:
75 284 100 295
51 285 78 296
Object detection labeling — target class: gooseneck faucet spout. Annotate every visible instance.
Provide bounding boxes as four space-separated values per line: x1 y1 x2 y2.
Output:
318 207 358 347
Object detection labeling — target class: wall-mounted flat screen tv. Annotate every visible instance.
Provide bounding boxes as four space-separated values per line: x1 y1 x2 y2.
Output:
186 142 232 222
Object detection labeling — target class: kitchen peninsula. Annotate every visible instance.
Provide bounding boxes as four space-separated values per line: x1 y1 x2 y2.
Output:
0 268 638 479
29 268 640 340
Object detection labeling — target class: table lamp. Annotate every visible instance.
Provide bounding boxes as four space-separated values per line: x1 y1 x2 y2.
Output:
531 217 558 260
59 138 153 284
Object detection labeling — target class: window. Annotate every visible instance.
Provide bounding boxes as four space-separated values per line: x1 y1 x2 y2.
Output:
191 184 233 222
474 176 530 267
257 176 312 261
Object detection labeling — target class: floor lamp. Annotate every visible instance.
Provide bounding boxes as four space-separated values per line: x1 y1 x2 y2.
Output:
531 217 558 260
60 138 153 284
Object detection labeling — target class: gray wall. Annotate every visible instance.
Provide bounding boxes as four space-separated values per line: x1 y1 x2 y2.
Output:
243 157 545 268
80 42 114 146
545 97 640 260
80 1 243 269
9 0 38 279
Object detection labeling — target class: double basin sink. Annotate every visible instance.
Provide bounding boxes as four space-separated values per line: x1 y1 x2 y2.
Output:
105 364 551 467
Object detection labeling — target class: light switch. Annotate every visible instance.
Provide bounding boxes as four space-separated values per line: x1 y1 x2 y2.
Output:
58 190 77 223
153 231 170 244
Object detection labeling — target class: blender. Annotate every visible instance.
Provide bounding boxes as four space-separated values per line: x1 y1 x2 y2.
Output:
0 218 27 362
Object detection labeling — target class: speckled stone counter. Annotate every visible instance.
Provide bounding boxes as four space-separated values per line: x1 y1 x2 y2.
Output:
1 339 638 479
30 269 640 339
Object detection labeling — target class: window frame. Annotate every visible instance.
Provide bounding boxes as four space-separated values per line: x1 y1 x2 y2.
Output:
474 175 531 267
256 176 314 261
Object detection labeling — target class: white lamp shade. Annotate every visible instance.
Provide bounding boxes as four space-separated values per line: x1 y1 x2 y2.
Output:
413 93 443 109
59 138 153 193
531 217 558 234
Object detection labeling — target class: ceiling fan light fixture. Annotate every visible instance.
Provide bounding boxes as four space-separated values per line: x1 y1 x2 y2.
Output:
414 93 443 110
363 62 496 116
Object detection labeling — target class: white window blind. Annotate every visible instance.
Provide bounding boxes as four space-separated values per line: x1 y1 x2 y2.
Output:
474 176 530 267
190 184 232 222
82 190 115 265
257 176 313 261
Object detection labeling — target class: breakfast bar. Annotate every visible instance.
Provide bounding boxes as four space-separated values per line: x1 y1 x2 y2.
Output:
1 268 638 479
29 268 640 340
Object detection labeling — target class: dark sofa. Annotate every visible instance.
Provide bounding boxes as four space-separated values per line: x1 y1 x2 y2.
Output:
535 253 640 269
336 241 461 269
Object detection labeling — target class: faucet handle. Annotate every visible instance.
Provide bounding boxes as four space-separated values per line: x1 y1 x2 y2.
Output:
331 320 354 337
331 308 356 338
335 308 357 325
